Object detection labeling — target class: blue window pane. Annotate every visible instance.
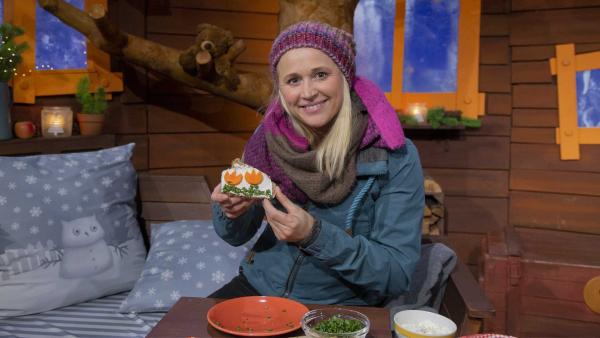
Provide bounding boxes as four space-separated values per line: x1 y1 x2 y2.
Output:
36 0 86 70
403 0 459 93
576 70 600 128
0 0 3 24
354 0 396 92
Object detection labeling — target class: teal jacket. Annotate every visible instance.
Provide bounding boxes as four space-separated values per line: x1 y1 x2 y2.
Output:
212 139 424 306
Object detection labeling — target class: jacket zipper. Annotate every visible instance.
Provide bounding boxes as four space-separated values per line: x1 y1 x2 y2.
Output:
282 202 309 298
282 251 305 298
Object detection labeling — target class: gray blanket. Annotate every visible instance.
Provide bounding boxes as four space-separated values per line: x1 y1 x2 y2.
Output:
387 242 457 323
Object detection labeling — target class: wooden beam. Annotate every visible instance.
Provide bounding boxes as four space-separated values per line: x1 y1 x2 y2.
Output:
554 44 580 160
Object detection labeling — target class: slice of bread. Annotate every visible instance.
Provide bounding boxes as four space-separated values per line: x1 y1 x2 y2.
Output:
221 159 273 199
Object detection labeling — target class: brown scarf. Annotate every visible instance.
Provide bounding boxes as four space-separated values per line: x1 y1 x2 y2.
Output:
265 103 368 205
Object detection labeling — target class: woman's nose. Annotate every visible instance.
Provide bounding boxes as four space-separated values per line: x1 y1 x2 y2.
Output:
301 81 317 99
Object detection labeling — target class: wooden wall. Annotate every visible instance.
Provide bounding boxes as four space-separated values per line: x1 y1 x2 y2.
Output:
508 0 600 239
506 1 600 334
415 0 600 275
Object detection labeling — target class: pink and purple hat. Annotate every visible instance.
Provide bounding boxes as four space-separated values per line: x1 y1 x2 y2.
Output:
269 21 356 85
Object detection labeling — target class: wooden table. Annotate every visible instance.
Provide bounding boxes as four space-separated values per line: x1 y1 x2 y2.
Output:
147 297 393 338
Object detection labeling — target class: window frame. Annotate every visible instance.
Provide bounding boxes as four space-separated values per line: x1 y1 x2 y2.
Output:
5 0 122 104
385 0 484 119
550 43 600 160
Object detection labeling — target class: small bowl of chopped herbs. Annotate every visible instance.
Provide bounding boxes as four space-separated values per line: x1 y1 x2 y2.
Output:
301 308 370 338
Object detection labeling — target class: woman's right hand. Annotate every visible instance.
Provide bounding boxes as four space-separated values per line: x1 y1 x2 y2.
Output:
211 183 256 219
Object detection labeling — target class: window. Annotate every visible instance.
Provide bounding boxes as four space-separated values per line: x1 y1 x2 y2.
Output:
354 0 483 119
4 0 122 103
35 0 87 70
550 44 600 160
576 69 600 128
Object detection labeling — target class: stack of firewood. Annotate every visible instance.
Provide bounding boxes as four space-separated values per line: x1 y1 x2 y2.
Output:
423 176 445 236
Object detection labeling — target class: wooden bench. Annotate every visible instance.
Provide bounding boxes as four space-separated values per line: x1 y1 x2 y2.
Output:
136 173 495 336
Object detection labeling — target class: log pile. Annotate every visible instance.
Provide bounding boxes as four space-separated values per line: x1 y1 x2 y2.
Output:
423 176 445 236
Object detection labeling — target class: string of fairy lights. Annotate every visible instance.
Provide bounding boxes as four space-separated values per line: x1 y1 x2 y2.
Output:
2 48 89 78
0 46 21 78
11 56 88 77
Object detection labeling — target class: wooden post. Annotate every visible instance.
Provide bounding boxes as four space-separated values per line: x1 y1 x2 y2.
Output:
554 44 580 160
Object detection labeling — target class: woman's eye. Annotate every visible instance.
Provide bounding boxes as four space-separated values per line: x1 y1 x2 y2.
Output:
315 72 328 79
286 77 299 85
91 226 98 232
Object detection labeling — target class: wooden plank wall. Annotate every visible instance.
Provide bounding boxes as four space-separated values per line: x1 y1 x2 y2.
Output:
508 1 600 334
509 0 600 240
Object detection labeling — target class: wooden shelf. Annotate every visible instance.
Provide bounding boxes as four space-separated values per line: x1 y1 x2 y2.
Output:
0 134 116 156
403 124 466 140
403 124 466 130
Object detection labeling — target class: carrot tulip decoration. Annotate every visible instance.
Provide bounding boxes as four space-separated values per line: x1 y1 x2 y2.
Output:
224 170 243 185
220 158 273 199
244 169 263 185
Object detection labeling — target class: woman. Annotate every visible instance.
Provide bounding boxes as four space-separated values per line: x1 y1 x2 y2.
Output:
210 21 424 306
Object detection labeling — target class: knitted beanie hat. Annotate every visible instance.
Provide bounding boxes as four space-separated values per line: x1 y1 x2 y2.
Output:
269 21 357 85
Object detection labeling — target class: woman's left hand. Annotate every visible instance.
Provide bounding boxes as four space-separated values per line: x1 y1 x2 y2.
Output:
262 186 315 242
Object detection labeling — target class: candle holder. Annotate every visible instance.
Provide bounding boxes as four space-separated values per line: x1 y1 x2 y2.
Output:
41 106 73 137
407 103 428 124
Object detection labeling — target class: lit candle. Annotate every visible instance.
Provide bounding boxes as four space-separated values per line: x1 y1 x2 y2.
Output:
41 106 73 137
407 103 427 124
47 114 65 136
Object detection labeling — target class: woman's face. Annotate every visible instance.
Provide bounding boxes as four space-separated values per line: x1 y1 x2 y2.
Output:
277 48 344 132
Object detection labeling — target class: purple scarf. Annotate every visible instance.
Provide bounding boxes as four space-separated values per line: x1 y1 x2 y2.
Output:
244 77 405 203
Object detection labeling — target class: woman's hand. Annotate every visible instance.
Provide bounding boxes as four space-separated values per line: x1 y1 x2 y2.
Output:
211 183 256 219
262 186 315 242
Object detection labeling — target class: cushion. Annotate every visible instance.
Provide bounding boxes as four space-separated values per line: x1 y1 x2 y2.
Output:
119 220 262 313
0 143 146 317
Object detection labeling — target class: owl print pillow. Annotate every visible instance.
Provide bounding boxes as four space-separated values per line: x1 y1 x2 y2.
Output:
0 144 146 317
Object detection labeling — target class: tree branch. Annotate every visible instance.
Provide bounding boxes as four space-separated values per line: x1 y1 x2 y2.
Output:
88 3 127 55
38 0 272 109
38 0 357 111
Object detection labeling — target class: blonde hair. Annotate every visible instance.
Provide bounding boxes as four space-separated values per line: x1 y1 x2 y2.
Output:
279 78 353 179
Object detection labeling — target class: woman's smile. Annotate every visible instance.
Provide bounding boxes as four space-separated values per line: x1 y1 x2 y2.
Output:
300 99 328 114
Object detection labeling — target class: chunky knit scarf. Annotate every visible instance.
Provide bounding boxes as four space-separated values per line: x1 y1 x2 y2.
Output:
244 77 406 204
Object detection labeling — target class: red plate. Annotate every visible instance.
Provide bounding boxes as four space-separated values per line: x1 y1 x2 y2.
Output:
207 296 309 337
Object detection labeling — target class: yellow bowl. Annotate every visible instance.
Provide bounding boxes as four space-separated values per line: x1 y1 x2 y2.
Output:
393 310 457 338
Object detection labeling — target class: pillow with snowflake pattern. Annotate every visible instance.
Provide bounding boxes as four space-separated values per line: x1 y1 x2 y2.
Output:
119 219 263 313
0 143 146 317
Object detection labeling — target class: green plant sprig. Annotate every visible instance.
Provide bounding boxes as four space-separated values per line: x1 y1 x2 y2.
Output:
222 184 272 199
398 107 482 129
76 76 108 114
0 23 29 82
313 315 365 334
